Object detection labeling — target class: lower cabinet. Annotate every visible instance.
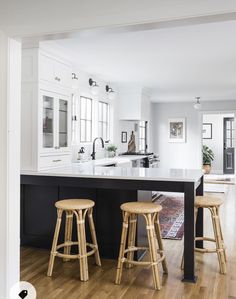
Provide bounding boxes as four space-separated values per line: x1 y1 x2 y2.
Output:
39 154 71 169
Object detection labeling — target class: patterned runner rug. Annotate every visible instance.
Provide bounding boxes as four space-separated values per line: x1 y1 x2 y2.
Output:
155 194 184 240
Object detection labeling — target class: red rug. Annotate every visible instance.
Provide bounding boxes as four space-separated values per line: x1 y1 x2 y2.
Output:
155 194 184 240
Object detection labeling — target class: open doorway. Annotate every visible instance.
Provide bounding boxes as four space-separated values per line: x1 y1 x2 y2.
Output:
202 112 235 176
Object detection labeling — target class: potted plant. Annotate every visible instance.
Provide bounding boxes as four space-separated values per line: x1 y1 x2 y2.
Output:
202 145 214 174
107 144 118 158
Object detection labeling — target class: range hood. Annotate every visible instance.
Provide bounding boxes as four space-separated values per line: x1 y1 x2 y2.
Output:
118 87 151 121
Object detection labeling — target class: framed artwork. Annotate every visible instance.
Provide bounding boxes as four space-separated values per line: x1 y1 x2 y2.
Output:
168 118 186 143
121 131 127 143
202 123 212 139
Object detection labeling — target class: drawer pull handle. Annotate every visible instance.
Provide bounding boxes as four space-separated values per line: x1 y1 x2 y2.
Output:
53 159 61 162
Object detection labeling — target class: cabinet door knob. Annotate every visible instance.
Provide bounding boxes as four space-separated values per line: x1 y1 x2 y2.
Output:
53 159 61 162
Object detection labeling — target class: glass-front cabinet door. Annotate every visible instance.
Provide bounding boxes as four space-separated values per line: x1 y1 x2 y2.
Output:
58 98 69 149
42 95 54 149
41 91 70 153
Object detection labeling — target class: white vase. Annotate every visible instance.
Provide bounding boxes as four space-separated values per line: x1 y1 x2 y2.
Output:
108 151 115 158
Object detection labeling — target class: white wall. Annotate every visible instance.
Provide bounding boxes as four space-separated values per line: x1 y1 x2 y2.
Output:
152 102 202 169
203 113 234 173
152 100 236 169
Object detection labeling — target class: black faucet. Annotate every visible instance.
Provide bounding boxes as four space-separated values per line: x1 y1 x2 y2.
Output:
91 137 105 160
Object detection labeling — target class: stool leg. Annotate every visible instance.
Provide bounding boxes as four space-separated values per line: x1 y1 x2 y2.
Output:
216 206 227 262
76 210 84 281
63 211 73 262
47 209 63 277
154 213 168 274
115 211 129 285
146 213 161 291
76 209 89 281
211 207 226 274
88 208 101 266
126 213 137 269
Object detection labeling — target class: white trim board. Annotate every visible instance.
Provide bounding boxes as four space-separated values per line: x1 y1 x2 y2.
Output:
0 32 21 299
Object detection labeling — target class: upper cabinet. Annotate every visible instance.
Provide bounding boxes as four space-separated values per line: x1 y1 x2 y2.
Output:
40 53 71 88
118 87 151 121
41 90 71 153
21 47 72 171
22 48 72 91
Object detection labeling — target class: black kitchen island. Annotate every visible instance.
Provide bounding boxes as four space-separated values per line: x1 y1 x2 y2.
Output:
21 164 203 283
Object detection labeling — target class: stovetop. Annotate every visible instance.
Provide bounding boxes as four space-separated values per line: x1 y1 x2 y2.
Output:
121 152 154 156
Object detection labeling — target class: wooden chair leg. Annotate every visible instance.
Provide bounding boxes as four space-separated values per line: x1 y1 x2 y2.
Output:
216 207 227 262
88 208 101 266
211 207 226 274
47 209 63 277
76 209 89 281
63 211 73 262
126 213 137 269
75 210 84 281
146 213 161 290
214 207 227 274
115 212 129 285
154 213 168 274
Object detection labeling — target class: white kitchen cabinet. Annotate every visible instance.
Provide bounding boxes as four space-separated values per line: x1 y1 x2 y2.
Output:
39 153 71 169
40 90 71 154
40 53 71 88
21 47 72 171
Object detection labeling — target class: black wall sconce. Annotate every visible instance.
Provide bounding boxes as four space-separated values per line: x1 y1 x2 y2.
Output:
106 85 115 100
72 73 78 80
89 78 99 95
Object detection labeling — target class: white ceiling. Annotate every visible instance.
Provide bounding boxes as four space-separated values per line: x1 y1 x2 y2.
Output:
43 20 236 102
2 0 236 37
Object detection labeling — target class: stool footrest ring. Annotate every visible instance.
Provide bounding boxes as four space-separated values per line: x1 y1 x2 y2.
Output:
121 255 166 267
54 242 97 260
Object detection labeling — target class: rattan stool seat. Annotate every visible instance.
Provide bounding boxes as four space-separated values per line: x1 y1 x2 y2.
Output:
121 202 162 214
55 199 94 210
195 196 224 207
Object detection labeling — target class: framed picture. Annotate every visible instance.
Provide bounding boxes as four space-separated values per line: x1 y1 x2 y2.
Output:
168 118 186 143
202 123 212 139
121 131 127 143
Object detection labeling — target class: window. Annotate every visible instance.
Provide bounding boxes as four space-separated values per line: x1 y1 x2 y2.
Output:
98 101 109 141
139 121 147 152
80 96 92 142
71 94 78 144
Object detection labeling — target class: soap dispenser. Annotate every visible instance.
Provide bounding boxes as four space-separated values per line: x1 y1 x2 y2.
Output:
78 147 85 161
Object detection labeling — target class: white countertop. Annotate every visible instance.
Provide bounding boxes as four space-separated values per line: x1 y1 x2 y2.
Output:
21 162 203 183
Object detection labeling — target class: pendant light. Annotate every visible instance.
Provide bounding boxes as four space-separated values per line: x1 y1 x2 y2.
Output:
194 96 202 110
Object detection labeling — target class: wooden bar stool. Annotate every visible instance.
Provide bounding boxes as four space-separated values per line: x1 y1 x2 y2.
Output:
115 202 168 290
47 199 101 281
181 196 227 274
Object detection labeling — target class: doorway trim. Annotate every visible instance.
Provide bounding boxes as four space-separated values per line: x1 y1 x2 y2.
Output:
200 110 236 175
0 34 21 299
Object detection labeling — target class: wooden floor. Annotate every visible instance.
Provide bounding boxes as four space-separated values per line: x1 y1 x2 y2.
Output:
21 186 236 299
